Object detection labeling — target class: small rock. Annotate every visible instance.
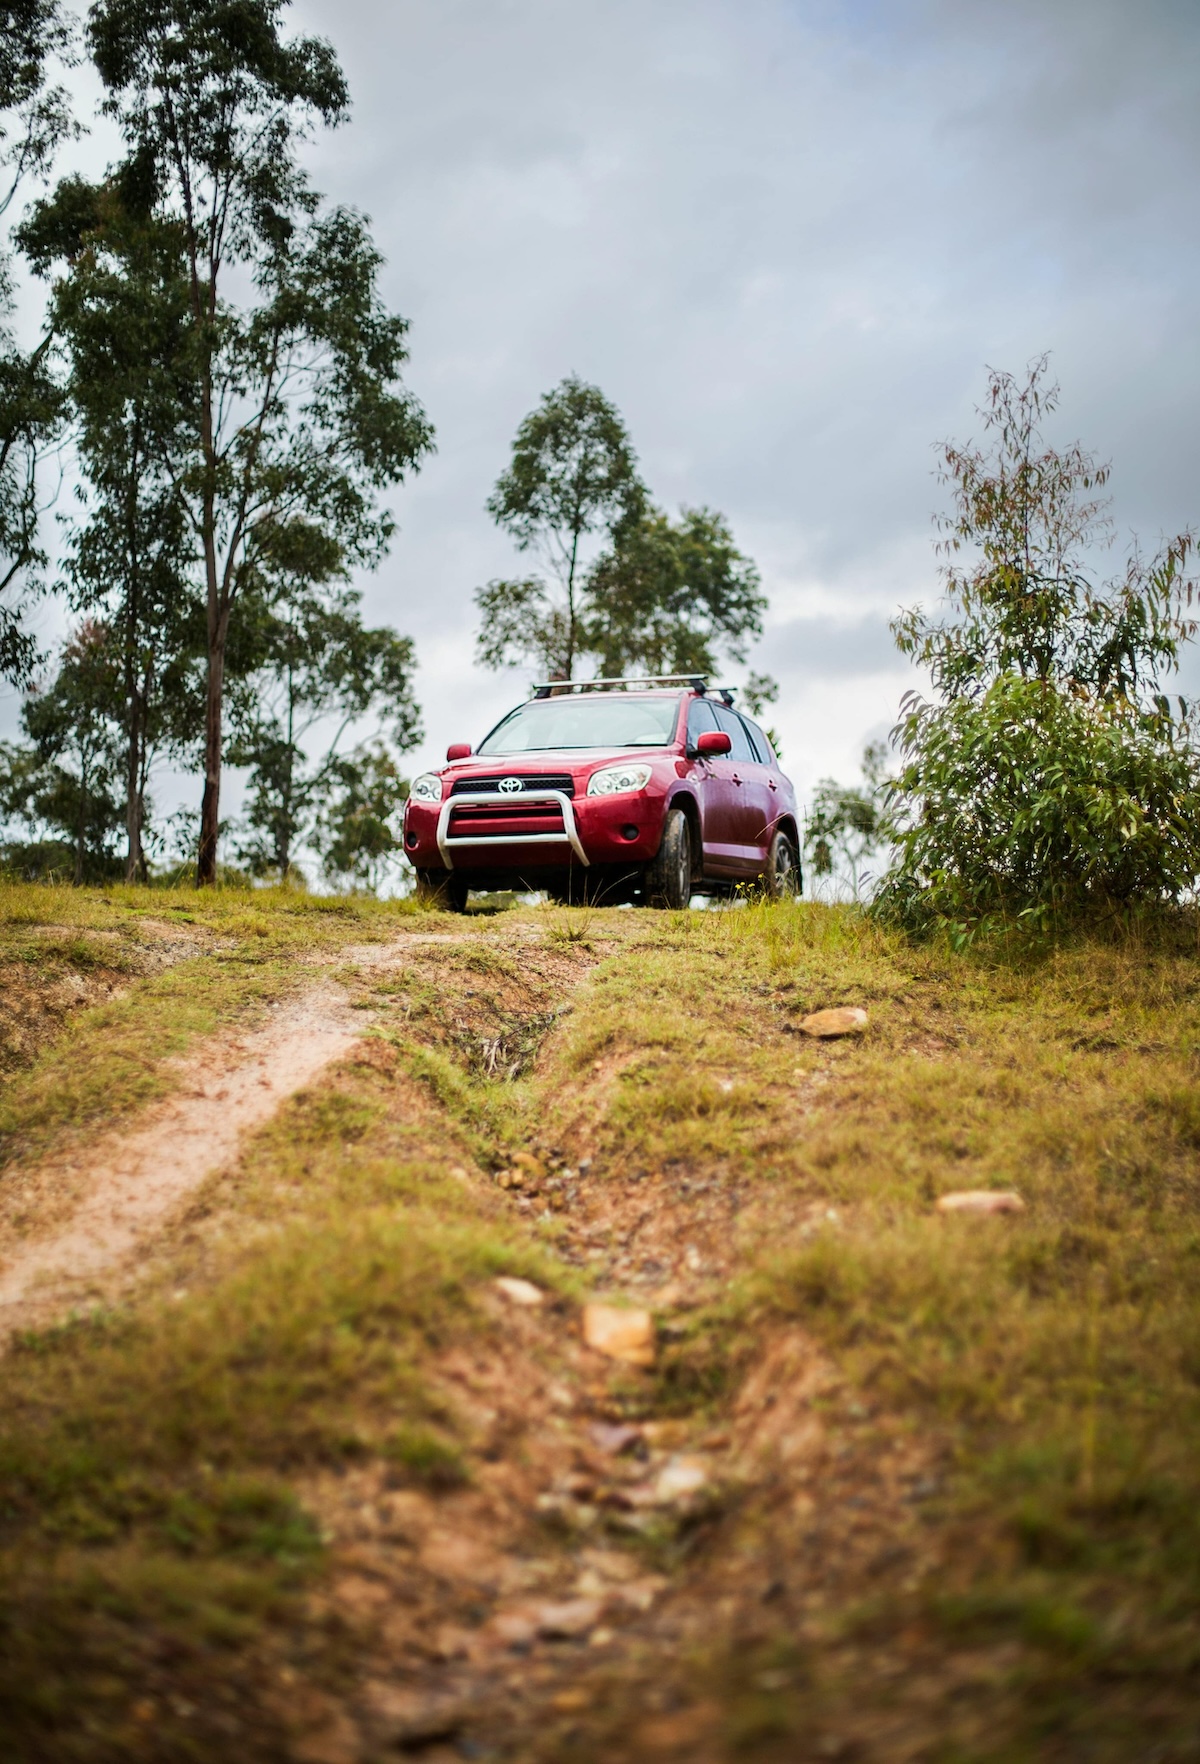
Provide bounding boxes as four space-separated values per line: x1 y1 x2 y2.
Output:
531 1597 603 1638
615 1575 669 1612
641 1418 691 1450
936 1190 1025 1215
494 1276 544 1306
512 1151 546 1180
552 1687 593 1713
588 1421 642 1455
798 1006 868 1038
654 1456 710 1503
359 1683 463 1745
487 1609 538 1649
582 1303 655 1367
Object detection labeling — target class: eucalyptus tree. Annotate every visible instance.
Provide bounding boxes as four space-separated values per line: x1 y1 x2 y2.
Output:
21 173 199 879
585 502 765 679
880 359 1200 934
6 619 126 883
230 579 420 880
476 375 643 680
0 0 73 686
88 0 433 882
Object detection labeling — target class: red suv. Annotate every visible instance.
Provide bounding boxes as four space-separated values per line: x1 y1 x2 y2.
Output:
403 677 801 911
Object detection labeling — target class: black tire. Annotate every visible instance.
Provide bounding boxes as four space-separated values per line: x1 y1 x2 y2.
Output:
416 868 470 912
762 828 801 900
644 807 693 910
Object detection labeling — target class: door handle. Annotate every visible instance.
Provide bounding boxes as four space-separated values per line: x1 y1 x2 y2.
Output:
768 778 778 791
732 772 743 785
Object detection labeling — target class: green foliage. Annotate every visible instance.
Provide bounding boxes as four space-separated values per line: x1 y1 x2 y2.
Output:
85 0 434 881
1 621 126 882
0 3 74 208
230 585 420 880
804 741 888 899
476 375 764 687
313 740 409 891
586 502 765 678
879 360 1200 936
477 373 642 680
21 175 201 877
0 2 73 686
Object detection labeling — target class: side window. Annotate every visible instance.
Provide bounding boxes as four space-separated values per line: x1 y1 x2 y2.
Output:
741 717 771 764
686 697 718 750
714 703 755 762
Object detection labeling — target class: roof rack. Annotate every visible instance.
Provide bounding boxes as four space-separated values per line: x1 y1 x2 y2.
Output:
531 674 734 704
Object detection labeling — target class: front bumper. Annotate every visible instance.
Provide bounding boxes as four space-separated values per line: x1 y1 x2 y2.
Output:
437 789 588 868
404 785 665 872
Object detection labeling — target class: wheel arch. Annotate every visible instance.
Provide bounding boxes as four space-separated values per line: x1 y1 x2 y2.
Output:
774 813 803 894
667 788 704 878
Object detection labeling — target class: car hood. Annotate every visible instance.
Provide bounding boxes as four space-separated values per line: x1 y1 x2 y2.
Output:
442 748 674 777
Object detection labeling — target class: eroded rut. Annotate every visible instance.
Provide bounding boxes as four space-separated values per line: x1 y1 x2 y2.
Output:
0 981 366 1338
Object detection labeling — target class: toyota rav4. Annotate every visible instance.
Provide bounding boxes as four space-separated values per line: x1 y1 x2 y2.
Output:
402 676 802 911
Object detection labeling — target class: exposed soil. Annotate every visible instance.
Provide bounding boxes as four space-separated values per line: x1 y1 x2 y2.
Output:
0 980 365 1339
0 919 209 1080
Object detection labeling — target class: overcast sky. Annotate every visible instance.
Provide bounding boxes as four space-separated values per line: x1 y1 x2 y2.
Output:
6 0 1200 833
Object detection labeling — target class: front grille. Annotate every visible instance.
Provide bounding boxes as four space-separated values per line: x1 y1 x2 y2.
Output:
450 773 575 798
447 802 567 841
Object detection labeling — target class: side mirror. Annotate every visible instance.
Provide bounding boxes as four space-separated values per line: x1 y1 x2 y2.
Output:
446 742 473 761
696 730 732 757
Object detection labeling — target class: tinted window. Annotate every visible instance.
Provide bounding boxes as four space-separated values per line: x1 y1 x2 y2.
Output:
741 717 772 764
686 698 718 749
478 694 682 754
714 703 755 763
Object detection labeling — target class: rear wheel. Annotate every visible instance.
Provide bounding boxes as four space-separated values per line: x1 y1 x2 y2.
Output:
762 829 801 900
644 808 692 910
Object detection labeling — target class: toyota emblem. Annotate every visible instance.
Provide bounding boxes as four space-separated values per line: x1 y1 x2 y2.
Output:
498 776 524 794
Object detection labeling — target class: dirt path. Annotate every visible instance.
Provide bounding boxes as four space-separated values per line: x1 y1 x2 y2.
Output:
0 980 365 1339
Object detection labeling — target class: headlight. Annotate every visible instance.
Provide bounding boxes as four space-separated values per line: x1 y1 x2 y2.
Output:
410 772 442 804
587 763 653 797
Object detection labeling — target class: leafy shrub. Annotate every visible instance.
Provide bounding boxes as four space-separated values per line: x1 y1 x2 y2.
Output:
877 358 1199 937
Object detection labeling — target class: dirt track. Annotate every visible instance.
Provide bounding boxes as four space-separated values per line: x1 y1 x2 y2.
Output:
0 981 365 1339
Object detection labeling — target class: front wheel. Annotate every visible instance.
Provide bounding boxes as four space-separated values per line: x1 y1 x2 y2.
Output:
416 868 470 913
644 808 693 910
762 829 801 900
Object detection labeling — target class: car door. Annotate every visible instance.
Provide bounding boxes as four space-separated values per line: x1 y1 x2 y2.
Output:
713 704 770 865
739 713 783 858
685 697 744 873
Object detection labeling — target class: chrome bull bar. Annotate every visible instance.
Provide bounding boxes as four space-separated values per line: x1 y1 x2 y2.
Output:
436 789 590 870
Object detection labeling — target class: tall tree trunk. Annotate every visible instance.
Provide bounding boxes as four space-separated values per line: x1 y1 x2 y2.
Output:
198 622 225 885
566 528 579 680
196 375 223 884
125 709 142 882
74 762 86 887
124 421 143 882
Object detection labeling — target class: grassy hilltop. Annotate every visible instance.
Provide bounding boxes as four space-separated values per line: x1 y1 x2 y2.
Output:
0 883 1198 1761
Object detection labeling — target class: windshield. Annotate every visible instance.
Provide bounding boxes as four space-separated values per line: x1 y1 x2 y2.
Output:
477 694 681 754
